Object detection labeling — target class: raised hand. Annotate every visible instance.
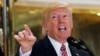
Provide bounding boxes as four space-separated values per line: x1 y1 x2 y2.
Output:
14 24 37 53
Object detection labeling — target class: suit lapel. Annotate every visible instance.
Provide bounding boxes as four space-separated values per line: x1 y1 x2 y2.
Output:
43 36 81 56
43 36 57 56
69 44 80 56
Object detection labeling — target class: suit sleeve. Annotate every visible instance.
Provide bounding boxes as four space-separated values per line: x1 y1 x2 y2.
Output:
15 47 32 56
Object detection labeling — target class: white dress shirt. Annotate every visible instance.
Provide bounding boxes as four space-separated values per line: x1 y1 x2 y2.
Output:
20 35 72 56
48 36 72 56
19 47 32 56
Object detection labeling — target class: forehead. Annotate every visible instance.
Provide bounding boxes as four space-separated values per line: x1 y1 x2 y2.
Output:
43 7 71 21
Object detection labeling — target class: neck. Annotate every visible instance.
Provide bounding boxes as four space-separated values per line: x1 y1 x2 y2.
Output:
57 39 67 43
48 35 67 43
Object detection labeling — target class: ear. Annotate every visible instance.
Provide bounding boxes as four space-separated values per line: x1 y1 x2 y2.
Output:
42 21 48 31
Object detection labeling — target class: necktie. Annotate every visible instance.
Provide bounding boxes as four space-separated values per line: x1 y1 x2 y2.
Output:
60 44 67 56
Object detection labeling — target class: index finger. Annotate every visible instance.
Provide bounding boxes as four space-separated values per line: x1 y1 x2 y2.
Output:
24 24 33 35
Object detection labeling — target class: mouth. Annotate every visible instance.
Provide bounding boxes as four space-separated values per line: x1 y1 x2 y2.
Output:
58 26 67 31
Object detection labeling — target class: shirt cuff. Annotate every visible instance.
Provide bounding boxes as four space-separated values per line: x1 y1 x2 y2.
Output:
19 47 32 56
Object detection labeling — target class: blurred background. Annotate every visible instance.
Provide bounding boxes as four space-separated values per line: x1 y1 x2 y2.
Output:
0 0 100 56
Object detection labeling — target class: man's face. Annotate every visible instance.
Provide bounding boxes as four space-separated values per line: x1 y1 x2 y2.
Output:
44 7 73 42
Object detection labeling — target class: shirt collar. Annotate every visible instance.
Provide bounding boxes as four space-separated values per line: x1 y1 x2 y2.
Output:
48 35 69 56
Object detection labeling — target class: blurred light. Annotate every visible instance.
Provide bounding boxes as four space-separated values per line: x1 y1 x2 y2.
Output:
97 13 100 16
29 11 35 14
7 7 9 11
0 1 1 4
0 0 3 6
89 11 96 14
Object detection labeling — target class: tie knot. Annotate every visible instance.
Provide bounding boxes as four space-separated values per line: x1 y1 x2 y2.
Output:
60 44 66 51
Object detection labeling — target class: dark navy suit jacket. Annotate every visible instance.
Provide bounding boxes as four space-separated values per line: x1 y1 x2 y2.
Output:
16 36 91 56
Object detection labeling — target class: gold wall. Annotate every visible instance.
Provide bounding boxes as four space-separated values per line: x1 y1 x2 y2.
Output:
0 0 100 56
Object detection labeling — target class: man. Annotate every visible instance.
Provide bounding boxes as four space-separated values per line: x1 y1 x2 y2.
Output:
14 2 92 56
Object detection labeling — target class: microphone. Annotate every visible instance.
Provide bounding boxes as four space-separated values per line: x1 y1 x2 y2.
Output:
67 37 81 49
67 37 89 50
67 37 94 56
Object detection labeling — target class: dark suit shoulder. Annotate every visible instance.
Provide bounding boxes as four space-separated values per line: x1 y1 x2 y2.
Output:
30 37 57 56
30 39 46 56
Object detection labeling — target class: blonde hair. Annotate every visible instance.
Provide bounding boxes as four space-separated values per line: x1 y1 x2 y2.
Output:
42 2 72 21
42 2 72 35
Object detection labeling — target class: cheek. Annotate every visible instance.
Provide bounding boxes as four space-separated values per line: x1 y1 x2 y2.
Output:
67 19 73 28
48 22 58 31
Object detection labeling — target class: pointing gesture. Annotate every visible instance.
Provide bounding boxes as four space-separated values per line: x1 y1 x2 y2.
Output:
14 24 37 53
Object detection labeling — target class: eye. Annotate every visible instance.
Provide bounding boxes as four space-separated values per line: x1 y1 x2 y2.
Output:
63 15 67 18
51 15 58 19
52 16 57 18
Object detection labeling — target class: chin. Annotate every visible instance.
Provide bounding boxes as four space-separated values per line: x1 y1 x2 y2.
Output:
60 35 68 39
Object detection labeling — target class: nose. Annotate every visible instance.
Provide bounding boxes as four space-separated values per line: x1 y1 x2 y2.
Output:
58 16 65 23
